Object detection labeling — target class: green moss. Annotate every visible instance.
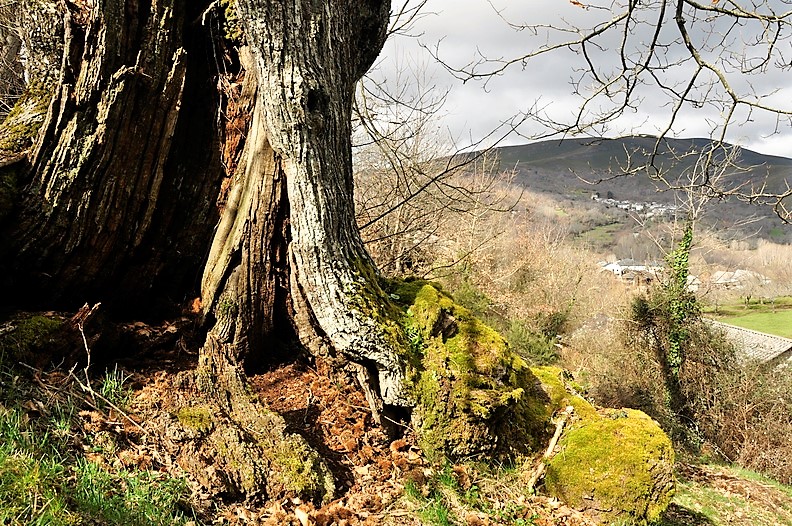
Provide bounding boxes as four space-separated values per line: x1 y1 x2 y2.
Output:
0 81 52 154
347 263 416 369
387 283 598 459
384 276 445 308
176 405 214 434
545 408 675 525
529 366 598 423
393 282 549 458
0 315 63 360
271 437 335 504
219 0 243 42
216 297 238 319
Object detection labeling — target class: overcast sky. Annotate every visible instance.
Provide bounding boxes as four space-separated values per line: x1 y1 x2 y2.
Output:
372 0 792 158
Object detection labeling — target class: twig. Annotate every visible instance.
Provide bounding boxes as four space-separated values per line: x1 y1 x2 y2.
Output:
70 303 148 435
17 360 149 436
69 302 101 403
77 321 95 403
67 368 149 436
527 405 574 491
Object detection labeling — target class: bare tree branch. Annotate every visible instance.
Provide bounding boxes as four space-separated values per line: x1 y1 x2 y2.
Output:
427 0 792 219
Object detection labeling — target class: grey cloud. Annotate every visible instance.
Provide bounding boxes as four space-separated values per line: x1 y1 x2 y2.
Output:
378 0 792 157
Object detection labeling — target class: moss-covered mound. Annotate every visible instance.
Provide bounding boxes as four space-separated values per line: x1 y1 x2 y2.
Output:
544 408 675 524
528 365 599 425
387 280 549 458
0 314 63 361
385 280 674 521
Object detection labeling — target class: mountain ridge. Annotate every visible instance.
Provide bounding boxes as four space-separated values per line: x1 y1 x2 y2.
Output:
485 136 792 244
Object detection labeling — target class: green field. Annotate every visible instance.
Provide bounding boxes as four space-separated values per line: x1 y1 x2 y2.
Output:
719 311 792 339
577 222 623 247
707 298 792 338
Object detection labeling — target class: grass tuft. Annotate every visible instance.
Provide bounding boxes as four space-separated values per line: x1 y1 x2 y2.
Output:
0 353 200 525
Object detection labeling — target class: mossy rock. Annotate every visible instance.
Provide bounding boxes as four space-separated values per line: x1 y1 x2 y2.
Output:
544 408 675 525
528 366 598 424
389 280 553 458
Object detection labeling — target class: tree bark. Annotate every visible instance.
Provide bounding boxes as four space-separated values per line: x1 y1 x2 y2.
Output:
17 0 64 84
200 0 404 404
188 0 413 500
3 0 407 504
0 0 223 314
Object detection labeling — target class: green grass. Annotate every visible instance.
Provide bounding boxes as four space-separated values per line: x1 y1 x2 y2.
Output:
705 296 792 315
404 465 458 526
577 222 623 247
99 364 131 408
731 466 792 499
403 462 542 526
718 310 792 338
705 297 792 338
769 227 785 240
0 352 200 526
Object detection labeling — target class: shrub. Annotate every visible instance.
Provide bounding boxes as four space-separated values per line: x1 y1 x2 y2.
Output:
504 320 558 366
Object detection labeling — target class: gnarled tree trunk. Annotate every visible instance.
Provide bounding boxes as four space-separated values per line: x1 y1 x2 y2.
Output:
191 0 415 501
201 0 404 403
1 0 409 503
0 0 223 314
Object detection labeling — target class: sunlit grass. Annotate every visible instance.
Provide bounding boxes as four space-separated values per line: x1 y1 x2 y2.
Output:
718 310 792 338
659 464 792 526
0 353 199 526
705 297 792 338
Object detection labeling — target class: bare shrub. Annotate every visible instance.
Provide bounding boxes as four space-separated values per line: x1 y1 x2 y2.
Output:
421 184 630 366
0 0 24 118
564 294 792 484
562 312 673 427
683 360 792 484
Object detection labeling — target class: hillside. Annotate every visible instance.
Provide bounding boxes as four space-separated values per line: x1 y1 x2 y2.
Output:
487 137 792 244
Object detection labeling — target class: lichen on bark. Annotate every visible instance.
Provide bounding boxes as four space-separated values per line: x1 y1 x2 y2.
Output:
0 81 52 156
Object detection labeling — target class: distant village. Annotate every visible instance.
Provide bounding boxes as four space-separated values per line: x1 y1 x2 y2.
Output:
599 259 770 293
591 192 678 219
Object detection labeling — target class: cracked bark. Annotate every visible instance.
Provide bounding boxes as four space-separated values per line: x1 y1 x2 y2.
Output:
1 0 222 313
2 0 407 502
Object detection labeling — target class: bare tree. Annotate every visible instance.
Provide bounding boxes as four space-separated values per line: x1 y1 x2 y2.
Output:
430 0 792 219
0 1 24 118
353 58 519 275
